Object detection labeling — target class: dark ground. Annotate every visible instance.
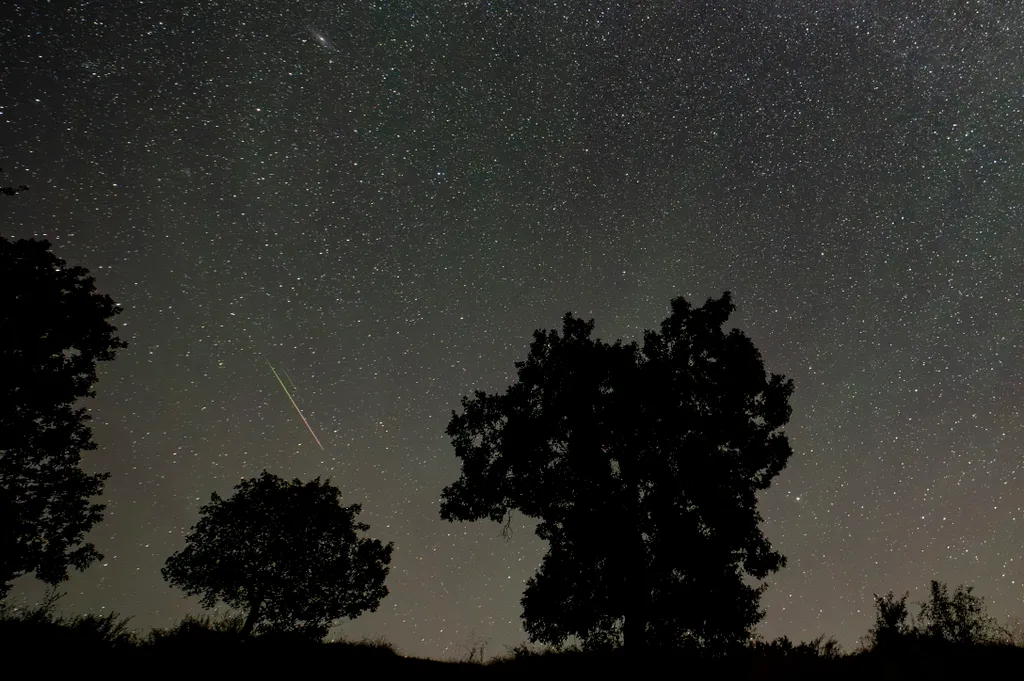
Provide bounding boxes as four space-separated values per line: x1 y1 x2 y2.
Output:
4 628 1021 680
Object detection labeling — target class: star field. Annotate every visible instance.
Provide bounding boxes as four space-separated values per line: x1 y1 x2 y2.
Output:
1 0 1021 659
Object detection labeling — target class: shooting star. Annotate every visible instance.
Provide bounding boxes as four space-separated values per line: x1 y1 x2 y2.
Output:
265 358 325 451
281 366 298 392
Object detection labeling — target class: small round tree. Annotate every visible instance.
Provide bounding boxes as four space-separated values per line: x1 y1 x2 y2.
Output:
162 471 393 640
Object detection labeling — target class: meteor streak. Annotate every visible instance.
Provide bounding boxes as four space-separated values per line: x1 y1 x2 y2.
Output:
265 358 325 451
281 367 298 391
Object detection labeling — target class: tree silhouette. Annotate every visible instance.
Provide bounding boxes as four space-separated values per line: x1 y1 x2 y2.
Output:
0 238 126 597
162 471 394 640
867 591 911 648
917 580 998 645
440 292 794 652
1000 615 1024 646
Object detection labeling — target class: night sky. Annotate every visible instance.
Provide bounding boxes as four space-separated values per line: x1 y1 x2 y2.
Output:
2 0 1022 659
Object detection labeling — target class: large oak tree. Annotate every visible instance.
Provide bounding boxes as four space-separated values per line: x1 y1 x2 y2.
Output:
440 293 794 651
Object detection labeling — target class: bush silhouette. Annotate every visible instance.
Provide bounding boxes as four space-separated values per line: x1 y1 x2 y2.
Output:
752 634 844 659
864 580 1013 656
323 634 399 657
867 590 911 648
147 613 247 648
916 580 998 645
0 591 137 650
1000 615 1024 646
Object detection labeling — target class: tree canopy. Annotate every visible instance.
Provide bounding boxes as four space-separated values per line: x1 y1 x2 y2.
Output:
868 591 912 648
163 471 394 640
0 238 126 597
867 581 1001 648
440 292 794 651
917 580 999 645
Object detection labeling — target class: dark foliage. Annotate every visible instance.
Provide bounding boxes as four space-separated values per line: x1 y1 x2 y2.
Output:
487 637 1024 680
0 167 29 195
440 293 794 651
147 613 248 649
750 634 844 659
0 591 137 650
866 580 1004 651
0 238 126 597
2 600 1023 678
162 471 393 640
916 580 999 645
867 590 911 647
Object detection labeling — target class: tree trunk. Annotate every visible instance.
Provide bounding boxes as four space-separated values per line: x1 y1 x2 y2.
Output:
614 462 647 655
241 598 261 637
621 474 649 653
622 553 649 652
623 609 648 651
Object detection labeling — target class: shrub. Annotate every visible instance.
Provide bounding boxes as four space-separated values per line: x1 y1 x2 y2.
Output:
148 613 246 647
0 591 137 649
868 591 911 648
751 634 843 659
916 580 998 645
